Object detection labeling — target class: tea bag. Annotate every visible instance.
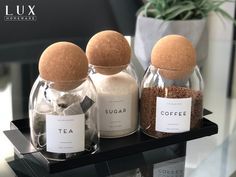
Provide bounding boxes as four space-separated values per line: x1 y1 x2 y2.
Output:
32 103 54 148
56 94 82 115
63 101 83 115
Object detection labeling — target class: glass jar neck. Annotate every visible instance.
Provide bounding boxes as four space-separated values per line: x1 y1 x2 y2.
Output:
142 65 203 91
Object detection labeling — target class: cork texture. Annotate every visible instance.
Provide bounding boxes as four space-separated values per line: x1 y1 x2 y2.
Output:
86 30 131 74
151 35 196 80
38 42 88 91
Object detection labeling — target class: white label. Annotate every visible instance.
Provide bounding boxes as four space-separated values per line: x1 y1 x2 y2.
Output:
98 94 131 131
155 97 192 133
46 114 85 153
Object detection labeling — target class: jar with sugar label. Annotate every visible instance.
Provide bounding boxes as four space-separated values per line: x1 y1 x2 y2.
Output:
86 30 139 138
29 42 98 160
140 35 204 138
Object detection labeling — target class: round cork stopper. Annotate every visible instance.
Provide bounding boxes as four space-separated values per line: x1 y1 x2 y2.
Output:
39 42 88 91
151 35 196 80
86 30 131 75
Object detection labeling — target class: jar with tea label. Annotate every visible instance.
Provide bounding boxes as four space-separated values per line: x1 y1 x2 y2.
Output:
140 35 204 138
29 42 98 160
86 30 139 138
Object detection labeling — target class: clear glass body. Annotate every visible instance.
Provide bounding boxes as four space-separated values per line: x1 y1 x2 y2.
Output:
29 76 98 160
90 64 139 138
140 65 204 138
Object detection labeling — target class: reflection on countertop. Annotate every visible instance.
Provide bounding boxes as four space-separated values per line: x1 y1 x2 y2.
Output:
0 39 236 176
6 143 186 177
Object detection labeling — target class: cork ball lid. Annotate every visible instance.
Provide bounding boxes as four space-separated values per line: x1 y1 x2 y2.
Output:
86 30 131 75
151 35 196 80
39 42 88 91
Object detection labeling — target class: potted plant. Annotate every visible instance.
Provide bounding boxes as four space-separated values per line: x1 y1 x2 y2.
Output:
134 0 235 69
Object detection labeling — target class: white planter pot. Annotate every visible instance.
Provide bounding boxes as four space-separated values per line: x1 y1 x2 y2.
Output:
134 15 208 69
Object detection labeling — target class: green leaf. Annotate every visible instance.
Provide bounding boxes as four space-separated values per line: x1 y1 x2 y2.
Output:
136 6 145 16
195 10 207 18
148 0 158 3
165 4 196 20
216 8 236 25
138 0 235 25
144 2 154 17
146 9 159 18
182 11 194 20
158 0 165 9
155 14 164 19
199 0 209 7
163 5 186 16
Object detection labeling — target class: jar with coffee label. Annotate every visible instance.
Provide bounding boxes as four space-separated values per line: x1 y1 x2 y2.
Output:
29 42 98 160
140 35 204 138
86 30 139 138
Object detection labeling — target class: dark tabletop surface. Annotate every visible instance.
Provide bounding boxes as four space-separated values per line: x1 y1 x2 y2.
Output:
0 40 236 177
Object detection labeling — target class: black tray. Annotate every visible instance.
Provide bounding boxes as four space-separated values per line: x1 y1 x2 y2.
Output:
4 110 217 173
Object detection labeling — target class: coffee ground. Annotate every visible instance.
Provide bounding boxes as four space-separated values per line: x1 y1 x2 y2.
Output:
140 86 203 138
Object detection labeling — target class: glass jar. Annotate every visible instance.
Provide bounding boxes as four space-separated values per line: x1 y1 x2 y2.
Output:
140 65 204 138
90 64 139 138
29 76 98 160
